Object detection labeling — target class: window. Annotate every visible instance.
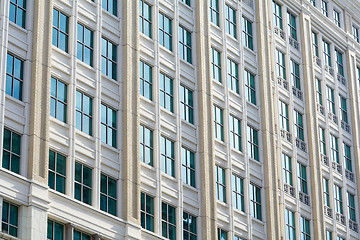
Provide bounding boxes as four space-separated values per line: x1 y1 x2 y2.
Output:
337 237 344 240
234 236 244 240
47 219 64 240
76 91 93 136
211 48 221 82
140 125 153 166
291 59 300 90
161 136 175 177
294 110 304 141
242 17 253 50
214 105 224 141
323 178 330 207
139 0 152 38
210 0 219 26
298 163 308 194
335 49 344 76
100 173 117 216
229 115 241 151
217 228 228 240
339 95 348 123
227 59 239 93
2 128 21 174
276 49 286 79
287 12 297 40
348 192 356 222
74 162 92 205
330 134 339 163
353 26 359 43
273 1 283 29
101 38 117 80
53 9 69 52
183 212 197 239
343 143 352 172
50 77 67 123
182 147 195 187
333 9 340 27
300 217 310 240
101 104 117 147
282 153 292 186
326 231 332 240
285 209 296 240
180 0 190 6
180 85 194 124
245 70 256 104
323 40 331 67
225 5 236 38
9 0 26 28
140 61 152 100
247 126 259 161
319 127 326 155
232 174 244 211
326 86 335 114
73 230 91 240
216 165 226 202
48 150 66 194
159 73 173 112
312 32 319 57
334 184 343 214
1 201 18 237
250 183 262 220
77 23 93 66
102 0 117 16
6 53 23 101
309 0 315 6
141 192 154 232
316 79 322 105
159 13 172 51
162 203 176 240
279 100 289 131
179 26 192 63
321 0 328 17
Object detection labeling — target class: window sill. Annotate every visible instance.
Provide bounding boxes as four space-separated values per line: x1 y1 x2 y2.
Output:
50 116 69 128
216 199 228 207
246 100 258 110
101 8 119 21
159 44 174 56
140 161 155 170
226 33 238 42
249 157 261 166
76 59 95 72
160 171 177 182
181 119 196 129
5 95 25 107
178 1 193 12
101 73 119 85
179 58 194 68
212 78 223 86
101 141 120 153
9 21 28 34
51 44 71 58
183 182 198 192
75 129 95 141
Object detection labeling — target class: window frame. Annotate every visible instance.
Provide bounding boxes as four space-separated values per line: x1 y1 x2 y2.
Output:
139 0 152 38
247 125 259 161
100 173 117 216
282 153 293 186
161 136 175 177
52 9 69 53
74 161 92 205
9 0 26 28
159 72 174 112
298 162 308 194
210 0 220 26
48 149 66 194
330 134 339 164
2 128 21 174
225 5 237 38
140 124 153 166
6 53 24 101
183 211 197 239
161 202 176 240
47 219 65 240
334 184 343 214
227 58 239 93
242 16 253 50
276 49 286 79
211 48 222 83
285 209 296 240
179 25 192 64
216 165 226 203
250 183 262 220
294 110 304 141
101 37 117 80
102 0 117 16
273 1 283 29
141 192 155 232
101 103 117 148
287 12 297 41
140 60 153 100
1 201 19 237
180 85 194 124
181 147 195 187
77 23 94 67
159 12 173 51
50 77 67 123
232 174 244 211
214 105 224 141
75 91 93 136
290 59 300 90
229 115 241 151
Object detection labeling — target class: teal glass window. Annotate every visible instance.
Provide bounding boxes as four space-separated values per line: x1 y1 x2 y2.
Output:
247 126 259 161
180 0 190 6
245 69 256 104
180 85 194 124
298 162 307 194
335 49 344 76
160 73 173 112
101 103 117 147
294 110 304 141
319 127 326 155
159 13 172 51
100 173 117 216
225 5 236 38
316 79 322 105
323 40 331 67
2 128 21 174
353 26 359 43
290 59 300 90
77 23 93 66
141 192 154 232
229 115 241 151
48 150 66 194
140 61 152 100
347 192 356 221
339 95 348 123
333 10 340 27
6 53 23 101
9 0 26 28
232 174 244 211
47 219 64 240
227 58 239 93
50 77 67 123
53 9 69 52
300 217 310 240
1 201 18 237
326 86 335 114
276 49 286 79
326 231 332 240
279 100 289 131
334 184 343 214
73 230 91 240
102 0 117 16
214 105 224 141
101 38 117 80
140 125 153 166
161 136 175 177
285 209 296 240
211 48 221 82
76 91 93 136
139 0 152 38
323 178 330 207
179 26 192 64
216 165 226 203
74 162 92 205
273 1 282 29
321 0 328 17
183 212 197 239
330 134 339 163
242 17 253 50
161 203 176 240
344 143 352 172
250 183 262 220
182 147 195 187
282 153 292 186
210 0 219 26
287 12 297 40
312 32 319 57
217 228 228 240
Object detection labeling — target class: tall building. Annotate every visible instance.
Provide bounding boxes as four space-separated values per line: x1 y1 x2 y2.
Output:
0 0 359 239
